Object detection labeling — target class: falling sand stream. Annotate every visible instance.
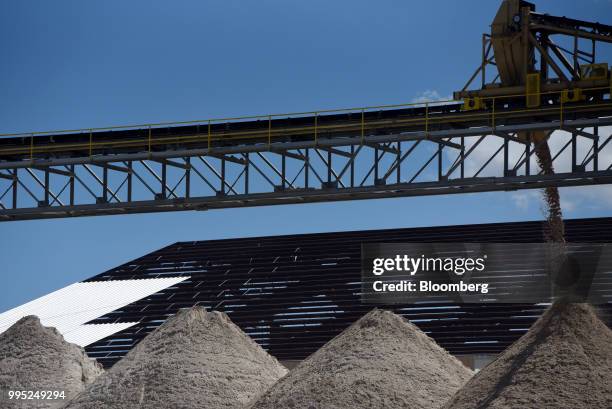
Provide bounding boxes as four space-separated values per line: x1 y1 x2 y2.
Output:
527 131 565 244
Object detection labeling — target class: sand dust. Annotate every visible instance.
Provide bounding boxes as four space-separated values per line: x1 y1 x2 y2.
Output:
62 306 287 409
249 308 473 409
444 302 612 409
534 141 565 243
0 316 103 409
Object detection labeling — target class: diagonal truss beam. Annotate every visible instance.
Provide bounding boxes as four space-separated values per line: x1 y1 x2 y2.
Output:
1 115 611 222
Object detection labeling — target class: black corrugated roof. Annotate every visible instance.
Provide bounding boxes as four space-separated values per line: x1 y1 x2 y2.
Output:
84 216 612 367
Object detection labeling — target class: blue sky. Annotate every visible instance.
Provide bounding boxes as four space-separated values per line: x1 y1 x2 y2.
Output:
1 0 612 312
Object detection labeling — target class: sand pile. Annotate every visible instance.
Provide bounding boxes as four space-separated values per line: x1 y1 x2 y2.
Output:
63 306 287 409
0 316 103 409
250 309 473 409
444 302 612 409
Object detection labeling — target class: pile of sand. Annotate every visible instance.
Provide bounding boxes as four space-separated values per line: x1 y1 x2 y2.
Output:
0 316 103 409
250 309 473 409
63 306 287 409
444 302 612 409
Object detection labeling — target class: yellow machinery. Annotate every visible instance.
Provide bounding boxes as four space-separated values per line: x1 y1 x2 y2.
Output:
452 1 611 245
456 0 612 111
455 0 612 148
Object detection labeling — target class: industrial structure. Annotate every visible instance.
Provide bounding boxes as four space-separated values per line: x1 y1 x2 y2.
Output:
0 216 610 368
1 0 612 371
0 0 611 221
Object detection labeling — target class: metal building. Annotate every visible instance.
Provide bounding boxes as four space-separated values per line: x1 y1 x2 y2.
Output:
1 216 611 368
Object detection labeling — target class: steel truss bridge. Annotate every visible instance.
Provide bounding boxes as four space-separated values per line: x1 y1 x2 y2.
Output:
1 87 611 221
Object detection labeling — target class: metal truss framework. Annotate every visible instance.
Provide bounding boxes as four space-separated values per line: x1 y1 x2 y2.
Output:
1 113 611 221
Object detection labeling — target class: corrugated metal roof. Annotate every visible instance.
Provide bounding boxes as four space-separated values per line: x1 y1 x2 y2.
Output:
83 217 612 367
63 323 139 347
0 276 189 346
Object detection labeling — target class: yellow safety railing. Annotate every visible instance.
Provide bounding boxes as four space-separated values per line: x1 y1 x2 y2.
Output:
314 113 318 146
207 120 212 150
360 109 365 144
2 85 611 158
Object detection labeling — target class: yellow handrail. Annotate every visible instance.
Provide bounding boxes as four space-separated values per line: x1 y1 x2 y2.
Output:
314 113 318 145
360 109 365 144
7 101 610 157
2 85 607 139
207 120 212 150
1 86 610 157
5 102 611 156
268 115 272 147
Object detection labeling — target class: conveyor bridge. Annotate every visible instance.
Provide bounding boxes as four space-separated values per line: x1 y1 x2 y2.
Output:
1 87 611 221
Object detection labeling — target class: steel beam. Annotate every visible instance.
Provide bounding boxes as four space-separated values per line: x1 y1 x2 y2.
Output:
1 106 611 221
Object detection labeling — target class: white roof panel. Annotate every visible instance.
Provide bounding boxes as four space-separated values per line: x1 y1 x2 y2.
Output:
0 276 189 346
63 322 139 347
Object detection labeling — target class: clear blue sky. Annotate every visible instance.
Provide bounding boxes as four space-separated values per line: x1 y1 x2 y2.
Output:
1 0 612 312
